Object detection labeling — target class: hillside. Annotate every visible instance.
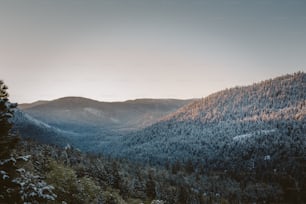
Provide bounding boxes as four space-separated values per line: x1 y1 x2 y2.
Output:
163 72 305 123
20 97 194 131
12 110 73 146
113 73 306 169
15 98 193 151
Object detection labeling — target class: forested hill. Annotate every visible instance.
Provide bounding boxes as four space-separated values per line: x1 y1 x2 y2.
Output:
114 72 306 167
162 72 305 123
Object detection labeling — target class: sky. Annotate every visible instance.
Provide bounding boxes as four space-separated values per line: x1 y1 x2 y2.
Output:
1 0 305 103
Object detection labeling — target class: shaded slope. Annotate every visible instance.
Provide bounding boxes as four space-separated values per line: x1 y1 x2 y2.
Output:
12 110 72 146
12 110 120 152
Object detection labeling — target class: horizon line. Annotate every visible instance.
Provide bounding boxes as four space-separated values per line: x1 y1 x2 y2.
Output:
11 71 305 104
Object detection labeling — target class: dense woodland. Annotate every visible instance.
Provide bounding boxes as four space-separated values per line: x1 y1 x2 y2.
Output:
2 138 305 204
1 73 306 203
114 73 305 163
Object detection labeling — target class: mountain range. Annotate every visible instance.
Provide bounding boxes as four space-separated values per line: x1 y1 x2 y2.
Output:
13 72 305 169
14 97 194 149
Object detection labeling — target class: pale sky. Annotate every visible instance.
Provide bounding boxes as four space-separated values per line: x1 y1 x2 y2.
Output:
1 0 305 103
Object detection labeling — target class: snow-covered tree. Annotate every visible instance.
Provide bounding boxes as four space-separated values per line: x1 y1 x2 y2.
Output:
0 80 19 202
0 80 18 158
0 81 57 203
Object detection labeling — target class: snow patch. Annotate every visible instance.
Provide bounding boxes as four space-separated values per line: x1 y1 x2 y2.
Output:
233 129 276 141
233 133 253 141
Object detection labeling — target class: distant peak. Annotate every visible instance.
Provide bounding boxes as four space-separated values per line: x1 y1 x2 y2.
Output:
54 96 97 101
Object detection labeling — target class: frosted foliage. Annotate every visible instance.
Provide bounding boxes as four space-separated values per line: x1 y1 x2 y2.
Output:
0 155 57 203
17 155 31 162
13 168 57 202
0 170 9 180
112 73 306 164
151 200 165 204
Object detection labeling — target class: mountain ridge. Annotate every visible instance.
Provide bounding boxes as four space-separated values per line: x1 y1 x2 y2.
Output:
160 72 305 123
19 97 194 109
20 97 195 131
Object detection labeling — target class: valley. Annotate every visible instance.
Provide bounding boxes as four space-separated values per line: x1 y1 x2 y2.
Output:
6 72 306 203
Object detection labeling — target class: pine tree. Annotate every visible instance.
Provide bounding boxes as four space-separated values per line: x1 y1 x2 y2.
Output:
184 159 194 174
0 80 19 202
0 80 18 158
146 170 156 199
111 161 121 190
177 185 188 204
